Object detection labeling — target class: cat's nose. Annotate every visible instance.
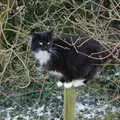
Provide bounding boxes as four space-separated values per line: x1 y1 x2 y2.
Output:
44 46 48 49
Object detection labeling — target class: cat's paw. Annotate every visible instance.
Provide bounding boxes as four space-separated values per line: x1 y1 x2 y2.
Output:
72 79 85 87
49 71 63 79
57 81 63 87
64 82 72 88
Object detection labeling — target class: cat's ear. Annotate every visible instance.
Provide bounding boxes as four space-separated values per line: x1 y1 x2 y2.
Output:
27 32 37 43
47 30 53 36
31 32 41 42
47 30 53 41
32 32 39 38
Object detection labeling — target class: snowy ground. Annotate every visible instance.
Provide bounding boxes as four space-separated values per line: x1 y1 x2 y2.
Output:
0 91 120 120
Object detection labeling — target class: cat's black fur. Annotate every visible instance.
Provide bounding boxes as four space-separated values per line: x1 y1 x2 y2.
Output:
31 31 103 83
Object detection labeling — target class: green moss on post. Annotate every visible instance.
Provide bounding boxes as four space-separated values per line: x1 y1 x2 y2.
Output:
64 87 76 120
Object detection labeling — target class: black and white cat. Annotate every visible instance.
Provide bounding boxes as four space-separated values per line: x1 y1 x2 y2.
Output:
31 31 102 88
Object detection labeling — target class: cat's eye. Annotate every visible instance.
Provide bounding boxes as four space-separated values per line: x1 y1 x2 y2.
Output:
39 42 43 45
47 42 50 45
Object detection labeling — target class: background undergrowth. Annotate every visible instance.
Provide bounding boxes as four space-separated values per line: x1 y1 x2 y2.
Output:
0 0 120 119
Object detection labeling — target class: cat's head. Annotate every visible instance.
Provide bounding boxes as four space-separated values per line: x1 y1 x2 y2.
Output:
31 31 53 52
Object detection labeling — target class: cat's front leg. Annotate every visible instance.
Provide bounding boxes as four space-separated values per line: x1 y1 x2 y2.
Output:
49 71 64 87
49 70 63 78
56 81 63 87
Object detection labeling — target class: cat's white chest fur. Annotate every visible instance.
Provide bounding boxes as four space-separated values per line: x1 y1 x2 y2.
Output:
34 50 51 65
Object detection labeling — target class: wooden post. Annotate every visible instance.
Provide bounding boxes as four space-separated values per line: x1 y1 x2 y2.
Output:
64 87 76 120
